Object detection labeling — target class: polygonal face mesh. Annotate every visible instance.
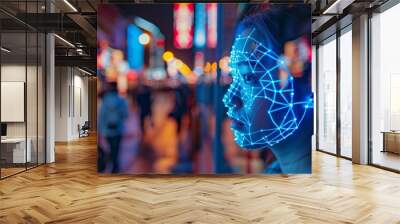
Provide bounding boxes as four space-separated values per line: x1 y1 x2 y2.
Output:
223 28 313 149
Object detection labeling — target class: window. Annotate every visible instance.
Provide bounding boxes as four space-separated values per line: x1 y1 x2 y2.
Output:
317 36 337 154
370 3 400 171
339 28 352 158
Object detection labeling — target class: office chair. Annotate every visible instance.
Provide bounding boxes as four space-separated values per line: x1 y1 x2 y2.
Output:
79 121 90 138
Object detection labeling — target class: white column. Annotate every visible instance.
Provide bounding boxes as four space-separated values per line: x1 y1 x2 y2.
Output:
46 0 55 163
46 34 55 163
352 14 369 164
46 33 55 163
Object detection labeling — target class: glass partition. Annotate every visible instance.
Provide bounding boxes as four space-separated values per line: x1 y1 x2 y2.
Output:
317 35 337 154
312 45 317 150
38 32 45 165
1 30 28 177
0 1 46 179
27 30 38 169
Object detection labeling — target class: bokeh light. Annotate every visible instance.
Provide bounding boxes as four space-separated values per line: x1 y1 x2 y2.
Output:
219 56 231 74
138 33 151 45
162 51 174 62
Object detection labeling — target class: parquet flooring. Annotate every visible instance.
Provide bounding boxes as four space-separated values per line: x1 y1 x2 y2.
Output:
1 167 26 178
1 135 400 223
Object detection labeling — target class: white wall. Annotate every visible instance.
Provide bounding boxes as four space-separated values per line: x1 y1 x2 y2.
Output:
72 73 89 138
55 66 69 141
55 67 89 141
1 65 35 137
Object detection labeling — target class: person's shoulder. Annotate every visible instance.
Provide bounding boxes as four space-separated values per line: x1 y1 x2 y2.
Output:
117 95 127 103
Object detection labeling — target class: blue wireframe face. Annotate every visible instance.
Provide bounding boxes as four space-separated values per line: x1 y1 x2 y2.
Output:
223 28 313 149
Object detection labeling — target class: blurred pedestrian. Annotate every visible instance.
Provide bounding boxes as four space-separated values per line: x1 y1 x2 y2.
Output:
99 82 129 173
119 91 142 173
143 91 178 173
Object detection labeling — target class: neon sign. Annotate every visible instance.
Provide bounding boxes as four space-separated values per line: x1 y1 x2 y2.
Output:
127 24 144 70
173 3 194 49
206 3 217 48
194 3 206 49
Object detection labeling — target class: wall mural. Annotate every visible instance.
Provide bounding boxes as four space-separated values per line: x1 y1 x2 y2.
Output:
97 3 313 174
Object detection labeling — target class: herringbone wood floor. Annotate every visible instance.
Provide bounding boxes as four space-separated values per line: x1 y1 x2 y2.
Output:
1 135 400 224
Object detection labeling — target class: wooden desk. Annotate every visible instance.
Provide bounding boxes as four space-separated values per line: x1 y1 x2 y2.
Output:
382 131 400 154
1 138 31 163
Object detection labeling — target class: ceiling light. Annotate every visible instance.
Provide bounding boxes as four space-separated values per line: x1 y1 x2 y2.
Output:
63 0 78 12
78 67 93 76
1 47 11 53
54 34 75 48
323 0 341 14
76 49 84 55
322 0 352 15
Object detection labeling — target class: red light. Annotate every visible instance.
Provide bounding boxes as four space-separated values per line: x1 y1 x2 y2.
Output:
174 3 194 49
156 39 165 47
206 3 217 48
